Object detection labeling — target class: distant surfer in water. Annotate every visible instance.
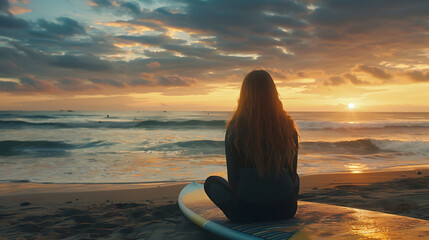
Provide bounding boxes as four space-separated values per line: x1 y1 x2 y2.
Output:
204 70 299 222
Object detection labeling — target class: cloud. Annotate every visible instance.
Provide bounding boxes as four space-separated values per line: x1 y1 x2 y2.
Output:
323 76 346 86
1 43 116 77
0 76 52 92
353 64 392 80
119 1 141 15
115 34 186 47
315 28 341 40
0 0 10 12
130 78 151 86
50 54 112 71
343 73 371 85
0 1 29 28
146 61 160 69
90 78 124 87
0 12 29 29
0 80 19 91
9 5 30 15
90 0 141 16
309 0 429 29
90 0 114 7
9 0 31 4
33 17 86 39
158 75 195 86
56 78 93 91
406 70 429 82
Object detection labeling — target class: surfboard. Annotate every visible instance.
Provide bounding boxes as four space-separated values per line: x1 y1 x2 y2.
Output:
178 182 429 239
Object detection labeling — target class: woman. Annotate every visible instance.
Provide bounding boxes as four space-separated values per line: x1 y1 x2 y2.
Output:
204 70 299 223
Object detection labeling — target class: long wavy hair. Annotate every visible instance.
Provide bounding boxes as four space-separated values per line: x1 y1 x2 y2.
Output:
227 70 299 178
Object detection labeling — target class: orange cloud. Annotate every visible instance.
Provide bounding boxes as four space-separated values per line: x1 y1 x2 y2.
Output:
10 0 31 4
146 61 161 69
112 1 120 7
113 42 140 48
352 64 392 80
139 72 154 79
139 19 163 25
9 6 31 15
102 21 154 33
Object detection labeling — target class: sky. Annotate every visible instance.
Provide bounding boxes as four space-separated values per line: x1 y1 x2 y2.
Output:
0 0 428 111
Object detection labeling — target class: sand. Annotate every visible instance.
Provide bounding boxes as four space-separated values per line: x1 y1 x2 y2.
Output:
0 168 428 239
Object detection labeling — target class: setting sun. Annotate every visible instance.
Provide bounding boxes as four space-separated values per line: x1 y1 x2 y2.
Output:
348 103 355 109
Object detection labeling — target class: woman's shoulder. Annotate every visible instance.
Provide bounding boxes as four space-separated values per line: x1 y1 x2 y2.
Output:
226 118 240 134
225 119 243 143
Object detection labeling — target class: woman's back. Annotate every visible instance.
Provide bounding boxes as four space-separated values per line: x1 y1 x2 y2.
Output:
225 123 298 203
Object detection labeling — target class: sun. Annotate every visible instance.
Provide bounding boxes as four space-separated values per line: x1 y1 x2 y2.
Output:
348 103 355 109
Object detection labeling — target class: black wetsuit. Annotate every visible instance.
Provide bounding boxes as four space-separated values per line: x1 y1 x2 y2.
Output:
204 126 299 223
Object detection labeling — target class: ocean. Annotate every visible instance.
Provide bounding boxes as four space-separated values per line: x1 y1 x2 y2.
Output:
1 111 428 184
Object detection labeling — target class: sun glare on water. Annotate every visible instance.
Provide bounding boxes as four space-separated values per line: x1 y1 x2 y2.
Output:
348 103 355 109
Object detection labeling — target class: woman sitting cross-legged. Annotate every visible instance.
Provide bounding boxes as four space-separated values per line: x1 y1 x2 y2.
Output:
204 70 300 223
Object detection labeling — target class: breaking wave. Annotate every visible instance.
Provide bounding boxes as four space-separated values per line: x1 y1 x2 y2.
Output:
141 138 429 156
0 119 226 129
297 120 429 130
0 140 114 156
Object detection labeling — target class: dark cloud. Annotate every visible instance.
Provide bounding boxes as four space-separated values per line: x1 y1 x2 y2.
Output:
120 1 141 15
0 13 29 29
98 0 309 55
0 80 18 91
406 70 429 82
50 54 112 71
158 75 194 86
90 0 141 16
0 76 52 92
19 76 47 90
265 14 307 28
0 0 28 29
324 76 346 86
6 42 113 72
116 34 186 46
56 78 93 91
353 64 392 80
131 78 151 86
0 15 116 58
91 0 113 7
90 78 124 87
25 35 122 56
163 44 216 58
315 28 341 40
296 71 306 78
0 0 9 12
343 73 371 85
89 0 428 75
309 0 429 28
32 17 86 39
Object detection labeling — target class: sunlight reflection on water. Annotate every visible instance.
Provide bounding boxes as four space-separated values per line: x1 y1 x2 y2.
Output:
344 163 370 174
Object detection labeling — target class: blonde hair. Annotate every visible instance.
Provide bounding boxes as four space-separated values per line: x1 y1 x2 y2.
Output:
227 70 298 177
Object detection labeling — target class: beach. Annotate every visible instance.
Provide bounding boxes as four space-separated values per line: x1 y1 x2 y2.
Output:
1 168 428 239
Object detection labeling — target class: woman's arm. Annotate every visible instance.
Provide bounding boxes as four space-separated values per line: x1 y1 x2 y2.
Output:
293 132 298 174
225 127 240 191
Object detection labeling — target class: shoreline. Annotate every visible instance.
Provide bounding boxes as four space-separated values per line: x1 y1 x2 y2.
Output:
1 168 428 239
2 164 429 197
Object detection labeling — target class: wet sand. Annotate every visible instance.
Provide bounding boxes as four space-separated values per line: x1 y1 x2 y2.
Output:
0 168 428 239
